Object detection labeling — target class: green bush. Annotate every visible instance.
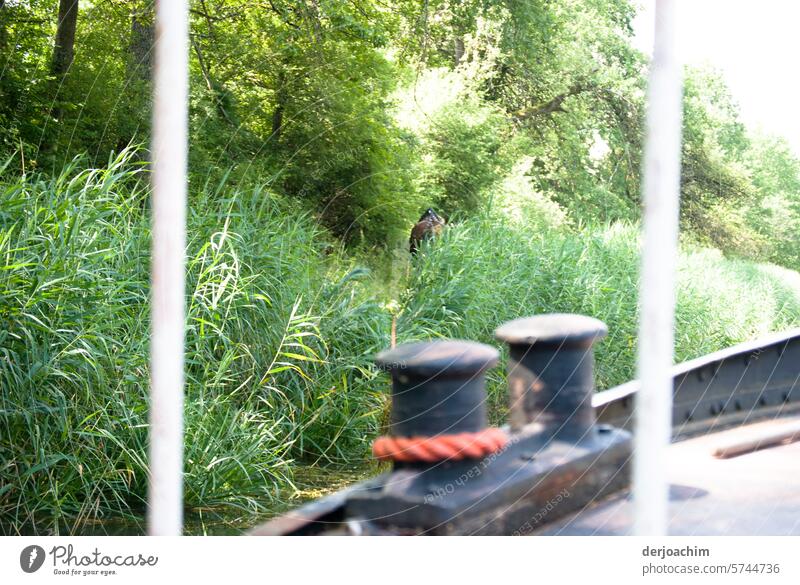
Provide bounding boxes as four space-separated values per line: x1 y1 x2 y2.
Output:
415 93 516 215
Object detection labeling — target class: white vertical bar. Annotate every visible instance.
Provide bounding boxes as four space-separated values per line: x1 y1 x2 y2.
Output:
634 0 683 536
148 0 189 536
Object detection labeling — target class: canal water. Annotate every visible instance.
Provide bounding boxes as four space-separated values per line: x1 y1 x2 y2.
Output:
9 465 373 536
181 464 373 535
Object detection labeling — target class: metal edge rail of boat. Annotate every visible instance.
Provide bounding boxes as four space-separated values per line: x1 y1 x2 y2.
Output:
595 327 800 437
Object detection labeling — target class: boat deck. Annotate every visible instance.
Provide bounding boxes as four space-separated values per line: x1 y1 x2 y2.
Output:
536 416 800 535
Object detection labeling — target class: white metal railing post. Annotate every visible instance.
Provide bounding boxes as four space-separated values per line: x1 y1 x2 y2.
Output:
148 0 189 536
634 0 683 536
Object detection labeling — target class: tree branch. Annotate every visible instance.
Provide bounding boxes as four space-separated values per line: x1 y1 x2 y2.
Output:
513 83 591 122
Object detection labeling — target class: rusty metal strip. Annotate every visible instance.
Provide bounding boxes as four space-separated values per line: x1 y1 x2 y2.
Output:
711 417 800 459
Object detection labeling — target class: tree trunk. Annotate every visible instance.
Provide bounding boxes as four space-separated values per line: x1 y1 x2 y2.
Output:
0 0 7 54
453 36 465 66
128 2 154 81
47 0 79 148
51 0 79 78
118 1 154 154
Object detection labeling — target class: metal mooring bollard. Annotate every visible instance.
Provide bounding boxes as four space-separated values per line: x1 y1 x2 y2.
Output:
251 313 631 535
372 340 505 466
495 313 607 439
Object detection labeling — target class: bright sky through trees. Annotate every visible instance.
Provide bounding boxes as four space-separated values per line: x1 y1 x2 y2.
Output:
634 0 800 154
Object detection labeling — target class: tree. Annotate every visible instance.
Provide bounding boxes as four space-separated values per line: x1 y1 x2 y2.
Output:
128 1 154 82
0 0 8 54
51 0 79 79
46 0 79 143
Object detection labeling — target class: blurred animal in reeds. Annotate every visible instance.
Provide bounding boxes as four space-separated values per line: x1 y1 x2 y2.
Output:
409 208 445 255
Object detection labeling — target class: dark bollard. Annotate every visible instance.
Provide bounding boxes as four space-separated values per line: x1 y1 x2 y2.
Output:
495 313 607 440
373 340 500 466
252 314 631 535
375 340 499 437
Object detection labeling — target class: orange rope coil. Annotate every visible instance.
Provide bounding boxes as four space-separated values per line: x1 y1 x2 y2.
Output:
373 428 508 463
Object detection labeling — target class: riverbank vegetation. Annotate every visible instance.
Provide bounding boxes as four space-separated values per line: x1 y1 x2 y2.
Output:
1 0 799 534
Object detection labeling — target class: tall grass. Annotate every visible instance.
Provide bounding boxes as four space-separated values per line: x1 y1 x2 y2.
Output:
2 153 799 534
0 152 388 534
398 214 800 416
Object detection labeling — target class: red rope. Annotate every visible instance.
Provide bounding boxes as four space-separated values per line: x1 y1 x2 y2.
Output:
373 428 508 463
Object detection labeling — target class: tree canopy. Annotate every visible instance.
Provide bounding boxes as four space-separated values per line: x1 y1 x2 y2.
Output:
1 0 798 266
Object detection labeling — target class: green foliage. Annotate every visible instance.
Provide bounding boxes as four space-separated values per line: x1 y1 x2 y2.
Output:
3 0 798 265
3 150 800 534
674 69 800 270
741 134 800 270
3 0 800 535
0 152 389 534
0 0 56 160
398 215 800 415
488 157 571 231
415 92 515 214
